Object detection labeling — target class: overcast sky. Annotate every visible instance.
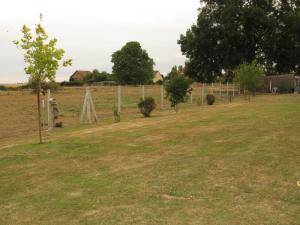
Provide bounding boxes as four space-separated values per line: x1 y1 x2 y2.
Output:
0 0 199 83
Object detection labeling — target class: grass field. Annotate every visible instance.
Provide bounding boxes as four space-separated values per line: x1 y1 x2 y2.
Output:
0 94 299 224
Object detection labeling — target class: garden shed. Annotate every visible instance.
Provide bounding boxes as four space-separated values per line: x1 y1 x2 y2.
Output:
263 74 298 93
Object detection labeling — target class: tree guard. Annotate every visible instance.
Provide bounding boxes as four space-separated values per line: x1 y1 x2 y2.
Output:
80 87 98 124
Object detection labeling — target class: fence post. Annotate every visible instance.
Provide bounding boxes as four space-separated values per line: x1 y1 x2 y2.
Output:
269 80 272 93
211 83 214 95
142 85 145 100
118 85 121 114
226 82 229 97
239 84 241 95
202 83 205 105
160 85 164 110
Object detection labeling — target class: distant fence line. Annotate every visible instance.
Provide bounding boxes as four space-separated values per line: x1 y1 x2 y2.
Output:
49 82 241 123
0 82 241 141
54 82 240 113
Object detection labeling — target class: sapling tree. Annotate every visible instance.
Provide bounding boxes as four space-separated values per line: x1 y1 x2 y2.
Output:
14 15 72 143
165 73 193 112
234 61 263 102
234 61 263 97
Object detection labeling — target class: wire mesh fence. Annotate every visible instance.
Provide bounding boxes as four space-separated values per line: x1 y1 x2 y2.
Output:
0 83 240 142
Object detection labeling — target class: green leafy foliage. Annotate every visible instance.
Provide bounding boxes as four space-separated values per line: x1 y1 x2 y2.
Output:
178 0 300 82
234 61 263 94
165 73 193 111
28 78 59 94
84 69 113 83
137 97 156 117
206 94 215 105
165 65 185 81
111 42 154 85
14 23 72 82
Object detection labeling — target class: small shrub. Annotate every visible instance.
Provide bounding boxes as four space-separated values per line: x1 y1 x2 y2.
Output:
164 73 193 111
138 97 156 117
234 60 263 94
206 94 215 105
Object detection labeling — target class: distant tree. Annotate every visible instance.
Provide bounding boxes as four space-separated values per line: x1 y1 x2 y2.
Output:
165 70 193 112
165 65 185 81
111 42 155 84
178 0 300 82
14 15 72 143
84 69 112 83
28 78 59 94
234 61 263 95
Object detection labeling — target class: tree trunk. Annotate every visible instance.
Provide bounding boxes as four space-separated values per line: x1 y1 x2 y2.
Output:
37 80 43 144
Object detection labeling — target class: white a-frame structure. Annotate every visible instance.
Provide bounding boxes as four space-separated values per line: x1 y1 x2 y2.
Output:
80 87 98 123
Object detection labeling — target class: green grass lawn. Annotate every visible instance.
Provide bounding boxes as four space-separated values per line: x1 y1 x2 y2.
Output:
0 95 300 224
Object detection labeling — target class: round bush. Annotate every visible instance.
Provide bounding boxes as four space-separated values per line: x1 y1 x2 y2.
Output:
138 97 156 117
206 94 215 105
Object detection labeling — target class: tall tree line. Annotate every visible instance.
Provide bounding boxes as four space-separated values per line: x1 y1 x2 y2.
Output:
178 0 300 82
